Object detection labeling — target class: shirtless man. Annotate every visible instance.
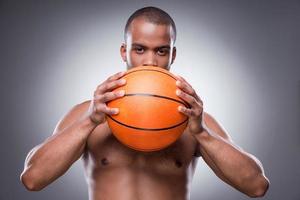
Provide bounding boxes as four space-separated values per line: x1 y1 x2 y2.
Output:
20 6 269 199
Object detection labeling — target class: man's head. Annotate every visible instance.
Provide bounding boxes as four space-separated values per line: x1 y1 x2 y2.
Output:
120 7 177 70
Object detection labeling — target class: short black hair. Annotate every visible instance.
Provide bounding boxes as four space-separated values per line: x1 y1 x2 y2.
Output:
124 6 177 43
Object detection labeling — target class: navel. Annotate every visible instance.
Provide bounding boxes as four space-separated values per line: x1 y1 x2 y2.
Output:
101 158 109 166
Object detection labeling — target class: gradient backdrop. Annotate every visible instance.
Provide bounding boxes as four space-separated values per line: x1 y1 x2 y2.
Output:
1 1 299 199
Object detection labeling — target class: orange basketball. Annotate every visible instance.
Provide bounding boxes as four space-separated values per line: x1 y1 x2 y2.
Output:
106 66 189 152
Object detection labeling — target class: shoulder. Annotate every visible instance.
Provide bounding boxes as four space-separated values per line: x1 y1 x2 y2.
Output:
52 100 91 135
202 112 233 142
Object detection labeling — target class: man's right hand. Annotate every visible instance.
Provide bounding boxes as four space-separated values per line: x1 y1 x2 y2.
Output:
87 71 126 125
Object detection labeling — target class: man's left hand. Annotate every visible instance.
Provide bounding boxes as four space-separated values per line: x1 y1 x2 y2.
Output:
175 75 204 135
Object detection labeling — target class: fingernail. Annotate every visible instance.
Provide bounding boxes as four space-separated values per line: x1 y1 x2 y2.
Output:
118 90 125 96
176 81 181 86
178 106 183 111
113 108 119 114
176 89 181 95
120 79 126 84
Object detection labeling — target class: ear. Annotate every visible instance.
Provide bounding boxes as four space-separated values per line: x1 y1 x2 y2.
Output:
171 46 176 64
120 43 127 62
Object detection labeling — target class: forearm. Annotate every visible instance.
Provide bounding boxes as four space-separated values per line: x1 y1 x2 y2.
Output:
195 128 269 196
21 116 96 190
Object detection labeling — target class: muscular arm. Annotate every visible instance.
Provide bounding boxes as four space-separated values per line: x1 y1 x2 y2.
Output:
20 101 96 191
174 75 269 197
195 112 269 197
20 71 126 191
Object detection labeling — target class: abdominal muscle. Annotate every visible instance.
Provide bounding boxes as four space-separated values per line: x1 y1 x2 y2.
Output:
87 165 190 200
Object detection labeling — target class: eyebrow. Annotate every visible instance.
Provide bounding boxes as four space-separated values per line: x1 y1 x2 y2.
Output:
132 43 170 50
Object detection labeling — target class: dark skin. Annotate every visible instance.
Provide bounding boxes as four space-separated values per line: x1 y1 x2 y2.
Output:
20 17 269 199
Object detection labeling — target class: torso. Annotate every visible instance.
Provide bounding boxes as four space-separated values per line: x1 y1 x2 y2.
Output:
82 121 200 200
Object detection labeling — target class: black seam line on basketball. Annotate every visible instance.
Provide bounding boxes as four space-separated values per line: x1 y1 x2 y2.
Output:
125 69 177 81
124 93 190 108
107 115 188 131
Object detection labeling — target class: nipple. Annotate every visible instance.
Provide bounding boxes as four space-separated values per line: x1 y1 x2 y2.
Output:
101 158 109 166
175 159 183 168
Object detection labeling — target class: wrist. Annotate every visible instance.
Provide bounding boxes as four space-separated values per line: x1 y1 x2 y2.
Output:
190 118 206 136
193 127 212 144
78 114 99 132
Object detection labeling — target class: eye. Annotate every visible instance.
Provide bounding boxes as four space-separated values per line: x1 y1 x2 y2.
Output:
135 47 144 54
157 48 169 56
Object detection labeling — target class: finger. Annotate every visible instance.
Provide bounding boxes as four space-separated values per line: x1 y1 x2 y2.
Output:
97 78 126 94
176 89 199 108
174 74 192 88
106 71 126 82
95 90 125 103
174 74 201 101
176 80 195 96
96 104 119 115
178 105 202 118
178 106 193 117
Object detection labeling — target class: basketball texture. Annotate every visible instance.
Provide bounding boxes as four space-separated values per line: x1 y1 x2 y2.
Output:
106 66 189 152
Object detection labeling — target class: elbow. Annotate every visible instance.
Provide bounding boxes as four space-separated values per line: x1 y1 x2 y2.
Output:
246 175 270 198
20 169 45 191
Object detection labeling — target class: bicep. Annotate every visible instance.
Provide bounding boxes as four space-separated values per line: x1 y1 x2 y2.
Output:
202 112 233 142
195 112 233 156
49 101 91 160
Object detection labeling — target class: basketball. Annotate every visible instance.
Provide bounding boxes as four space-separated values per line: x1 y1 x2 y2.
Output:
106 66 189 152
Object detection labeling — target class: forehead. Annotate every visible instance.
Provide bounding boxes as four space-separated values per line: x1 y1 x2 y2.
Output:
127 18 172 46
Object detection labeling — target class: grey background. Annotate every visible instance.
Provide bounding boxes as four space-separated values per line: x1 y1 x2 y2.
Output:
1 0 299 199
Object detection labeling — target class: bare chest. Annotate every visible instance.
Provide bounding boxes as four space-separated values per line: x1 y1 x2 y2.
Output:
83 122 198 175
